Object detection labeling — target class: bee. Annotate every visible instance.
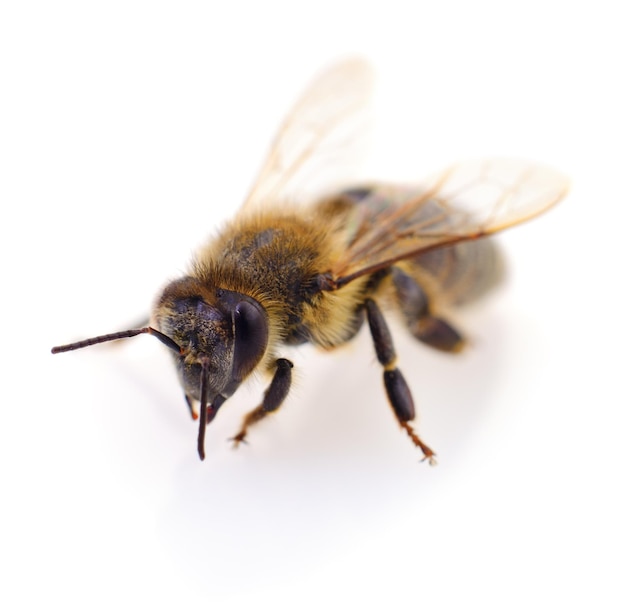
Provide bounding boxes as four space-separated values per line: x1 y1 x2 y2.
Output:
52 59 568 464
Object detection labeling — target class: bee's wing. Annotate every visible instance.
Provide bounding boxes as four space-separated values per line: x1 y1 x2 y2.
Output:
241 58 374 212
330 159 569 287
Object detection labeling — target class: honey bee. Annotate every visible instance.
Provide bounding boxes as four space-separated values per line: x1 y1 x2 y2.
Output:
52 59 568 464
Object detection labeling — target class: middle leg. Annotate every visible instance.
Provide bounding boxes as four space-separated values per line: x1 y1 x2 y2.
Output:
365 298 436 464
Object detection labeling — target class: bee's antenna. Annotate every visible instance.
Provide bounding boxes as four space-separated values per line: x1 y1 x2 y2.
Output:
51 327 182 354
198 359 210 461
196 358 226 461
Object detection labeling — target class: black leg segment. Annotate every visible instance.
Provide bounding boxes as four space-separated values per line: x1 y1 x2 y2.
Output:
366 297 397 368
365 298 436 464
383 369 414 422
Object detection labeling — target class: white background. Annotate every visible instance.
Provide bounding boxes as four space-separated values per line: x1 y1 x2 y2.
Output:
2 1 624 609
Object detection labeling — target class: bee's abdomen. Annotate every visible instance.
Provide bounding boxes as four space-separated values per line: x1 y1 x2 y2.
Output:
412 238 505 306
339 185 505 308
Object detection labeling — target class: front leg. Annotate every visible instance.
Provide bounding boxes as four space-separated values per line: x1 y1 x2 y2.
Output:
365 298 436 465
231 358 293 447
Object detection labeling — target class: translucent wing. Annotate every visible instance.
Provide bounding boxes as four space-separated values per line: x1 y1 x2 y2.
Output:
241 58 374 212
329 159 569 288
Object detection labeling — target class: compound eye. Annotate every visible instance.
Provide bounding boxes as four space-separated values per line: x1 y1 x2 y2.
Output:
232 300 268 381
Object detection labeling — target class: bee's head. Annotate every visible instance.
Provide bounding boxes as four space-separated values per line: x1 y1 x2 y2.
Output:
51 275 269 460
153 277 269 407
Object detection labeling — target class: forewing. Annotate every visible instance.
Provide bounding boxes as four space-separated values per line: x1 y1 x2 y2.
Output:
241 58 374 212
330 159 569 286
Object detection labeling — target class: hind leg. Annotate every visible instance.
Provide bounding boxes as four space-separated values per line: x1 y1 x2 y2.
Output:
391 267 465 353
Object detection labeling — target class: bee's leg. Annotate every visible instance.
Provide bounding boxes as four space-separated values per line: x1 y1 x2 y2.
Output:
230 358 293 447
365 298 436 465
391 267 464 353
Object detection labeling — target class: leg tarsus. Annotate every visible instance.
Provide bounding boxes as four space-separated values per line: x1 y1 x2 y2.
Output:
229 406 266 448
230 432 249 449
400 421 437 465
